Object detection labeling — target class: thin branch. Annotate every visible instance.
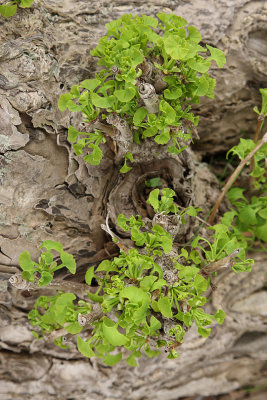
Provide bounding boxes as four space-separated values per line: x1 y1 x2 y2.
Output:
208 132 267 225
101 212 129 253
77 303 103 327
9 273 88 297
201 248 241 275
45 328 69 342
92 120 118 137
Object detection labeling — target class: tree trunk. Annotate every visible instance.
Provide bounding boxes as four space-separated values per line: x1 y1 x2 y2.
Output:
0 1 266 399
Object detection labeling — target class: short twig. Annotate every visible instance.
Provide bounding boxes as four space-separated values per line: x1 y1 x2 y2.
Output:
208 132 267 225
77 303 103 327
101 212 129 253
201 248 241 275
9 273 89 298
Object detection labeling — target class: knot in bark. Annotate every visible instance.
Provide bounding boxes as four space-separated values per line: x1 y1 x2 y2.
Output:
9 273 30 290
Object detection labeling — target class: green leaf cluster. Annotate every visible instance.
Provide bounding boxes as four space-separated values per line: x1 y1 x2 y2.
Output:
28 293 90 340
117 213 173 254
191 219 254 272
25 190 254 365
0 0 34 18
28 223 225 365
147 188 178 214
19 240 76 286
67 126 105 166
17 12 258 367
227 138 267 190
226 188 267 245
58 13 225 167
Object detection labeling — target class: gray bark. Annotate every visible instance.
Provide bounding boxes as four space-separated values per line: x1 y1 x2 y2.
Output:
0 1 266 399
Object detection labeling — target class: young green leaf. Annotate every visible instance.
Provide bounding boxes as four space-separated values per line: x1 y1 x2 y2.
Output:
19 251 35 271
187 26 202 43
97 260 117 272
197 327 211 337
83 144 103 166
22 270 34 282
80 79 101 91
103 352 122 366
41 240 64 253
77 336 95 357
154 130 170 145
187 58 210 73
60 252 76 274
179 266 199 281
119 152 133 174
38 271 53 287
206 45 226 68
85 267 95 285
58 94 72 111
91 93 115 108
126 353 138 367
193 274 209 295
65 321 83 334
20 0 35 8
147 189 159 211
149 316 161 335
213 309 225 325
157 297 173 318
114 87 136 102
102 317 129 346
140 275 157 291
0 4 17 18
133 107 148 126
68 126 80 143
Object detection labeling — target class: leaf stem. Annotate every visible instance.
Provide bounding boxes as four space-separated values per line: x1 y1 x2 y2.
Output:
208 131 267 225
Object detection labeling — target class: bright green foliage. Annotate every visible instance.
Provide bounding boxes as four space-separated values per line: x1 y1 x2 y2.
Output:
146 188 202 218
224 90 267 247
0 0 34 18
191 221 254 272
67 126 105 166
26 225 224 364
24 206 253 365
15 12 257 366
117 214 173 254
226 188 267 245
19 240 76 286
58 13 225 167
28 294 89 342
120 152 133 173
147 188 178 214
253 88 267 116
227 138 267 190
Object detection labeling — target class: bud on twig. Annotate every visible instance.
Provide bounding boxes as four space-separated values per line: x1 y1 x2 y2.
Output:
77 303 104 327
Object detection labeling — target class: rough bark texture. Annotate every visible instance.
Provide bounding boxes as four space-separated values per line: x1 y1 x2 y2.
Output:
0 1 266 399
